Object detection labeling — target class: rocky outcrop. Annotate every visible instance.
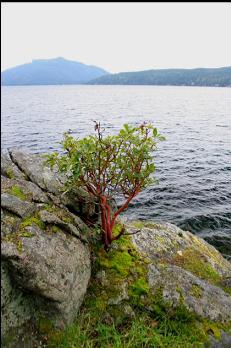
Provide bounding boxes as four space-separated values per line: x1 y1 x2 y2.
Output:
1 150 231 347
132 221 231 321
1 150 92 342
7 149 97 218
83 220 231 347
130 221 231 322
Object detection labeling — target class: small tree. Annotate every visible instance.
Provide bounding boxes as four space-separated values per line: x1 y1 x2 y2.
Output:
47 122 164 249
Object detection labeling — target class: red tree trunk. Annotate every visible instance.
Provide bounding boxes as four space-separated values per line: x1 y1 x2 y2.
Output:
99 193 139 250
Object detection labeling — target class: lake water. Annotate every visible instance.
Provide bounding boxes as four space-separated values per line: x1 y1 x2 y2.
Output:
1 85 231 258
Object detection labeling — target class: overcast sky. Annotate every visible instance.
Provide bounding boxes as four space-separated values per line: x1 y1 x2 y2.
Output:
1 2 231 73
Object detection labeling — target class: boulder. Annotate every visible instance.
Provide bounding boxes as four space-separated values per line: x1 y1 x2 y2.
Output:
1 262 36 339
2 223 91 325
8 149 97 219
9 148 64 195
130 221 231 321
1 152 26 180
81 219 231 347
1 151 93 342
130 221 231 278
148 264 231 321
1 193 36 218
1 200 91 342
1 175 49 203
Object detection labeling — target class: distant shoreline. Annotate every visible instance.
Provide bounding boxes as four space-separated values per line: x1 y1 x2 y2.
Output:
2 84 231 87
1 58 230 87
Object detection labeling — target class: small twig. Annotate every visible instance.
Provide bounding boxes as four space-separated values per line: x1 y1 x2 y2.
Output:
123 229 142 236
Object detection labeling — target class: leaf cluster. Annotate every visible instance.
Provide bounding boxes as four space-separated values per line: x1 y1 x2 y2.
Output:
46 123 165 198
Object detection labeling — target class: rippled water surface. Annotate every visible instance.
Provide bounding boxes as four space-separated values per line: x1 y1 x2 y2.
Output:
2 85 231 257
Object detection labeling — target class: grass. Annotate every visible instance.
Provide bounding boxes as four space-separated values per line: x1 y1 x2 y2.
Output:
38 305 212 348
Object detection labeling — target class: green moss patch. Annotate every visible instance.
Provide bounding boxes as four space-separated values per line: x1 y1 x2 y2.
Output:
6 168 15 179
130 220 164 230
51 225 62 233
190 284 203 298
129 278 150 298
2 214 46 252
10 185 27 201
20 216 46 230
98 249 134 277
42 204 73 224
2 233 23 253
172 248 221 284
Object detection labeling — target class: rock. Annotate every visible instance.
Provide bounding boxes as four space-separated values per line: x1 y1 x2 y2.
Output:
1 176 49 203
9 148 64 195
220 277 231 289
206 331 231 348
1 222 91 326
69 212 93 236
1 208 21 238
39 209 84 241
1 152 26 180
8 149 98 219
1 151 93 341
2 149 231 346
1 262 35 338
130 221 231 278
60 186 97 219
1 193 36 218
83 219 231 347
148 264 231 321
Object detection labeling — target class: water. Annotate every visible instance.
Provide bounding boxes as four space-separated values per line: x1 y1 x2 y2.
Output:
1 85 231 258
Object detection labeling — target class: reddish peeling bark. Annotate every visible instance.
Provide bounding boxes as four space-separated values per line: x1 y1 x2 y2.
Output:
99 190 139 250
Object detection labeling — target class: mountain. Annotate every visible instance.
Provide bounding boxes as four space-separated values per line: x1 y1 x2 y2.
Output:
1 57 109 86
87 67 231 87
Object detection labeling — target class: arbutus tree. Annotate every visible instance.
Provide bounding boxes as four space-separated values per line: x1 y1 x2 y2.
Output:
47 122 164 249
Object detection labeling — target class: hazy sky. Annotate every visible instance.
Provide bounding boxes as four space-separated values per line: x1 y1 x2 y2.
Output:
1 2 231 73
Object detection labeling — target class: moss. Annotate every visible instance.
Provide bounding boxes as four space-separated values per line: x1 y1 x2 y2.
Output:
202 320 231 340
130 220 144 229
176 286 185 304
152 287 197 324
156 235 168 245
99 250 133 277
2 233 23 253
42 204 73 224
129 278 150 297
2 214 46 252
6 168 14 179
10 185 27 201
221 286 231 296
51 225 62 233
130 220 163 230
2 215 38 252
172 247 221 284
191 235 229 272
190 284 203 298
20 216 46 230
203 321 221 339
20 231 35 238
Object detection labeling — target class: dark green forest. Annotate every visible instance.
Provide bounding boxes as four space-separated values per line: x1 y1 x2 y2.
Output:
88 67 231 87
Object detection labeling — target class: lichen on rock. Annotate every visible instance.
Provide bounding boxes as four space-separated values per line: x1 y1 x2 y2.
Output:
1 150 92 344
1 150 231 347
